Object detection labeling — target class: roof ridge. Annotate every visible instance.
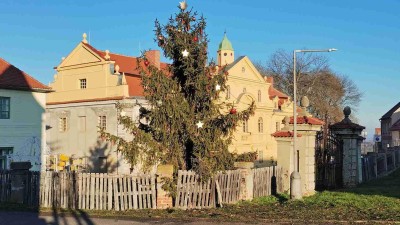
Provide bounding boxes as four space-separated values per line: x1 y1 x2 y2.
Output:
98 50 138 59
0 57 52 91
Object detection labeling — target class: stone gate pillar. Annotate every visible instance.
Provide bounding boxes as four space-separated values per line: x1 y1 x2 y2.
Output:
330 107 365 187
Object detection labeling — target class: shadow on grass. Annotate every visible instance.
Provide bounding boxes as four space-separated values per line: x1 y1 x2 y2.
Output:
333 167 400 199
275 193 289 203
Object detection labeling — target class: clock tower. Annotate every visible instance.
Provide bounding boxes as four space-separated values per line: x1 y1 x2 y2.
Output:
217 33 234 66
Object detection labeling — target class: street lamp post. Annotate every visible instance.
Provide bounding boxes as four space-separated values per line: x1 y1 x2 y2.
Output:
291 48 337 200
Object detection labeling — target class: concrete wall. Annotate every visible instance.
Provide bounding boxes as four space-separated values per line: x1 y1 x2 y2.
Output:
0 89 47 171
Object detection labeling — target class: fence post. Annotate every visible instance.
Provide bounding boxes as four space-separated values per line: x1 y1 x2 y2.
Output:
234 162 254 201
156 164 174 209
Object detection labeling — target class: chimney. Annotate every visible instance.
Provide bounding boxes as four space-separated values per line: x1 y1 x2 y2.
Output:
145 50 160 69
267 76 274 85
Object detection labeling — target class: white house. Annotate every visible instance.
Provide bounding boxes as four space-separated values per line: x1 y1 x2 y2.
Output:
0 57 52 171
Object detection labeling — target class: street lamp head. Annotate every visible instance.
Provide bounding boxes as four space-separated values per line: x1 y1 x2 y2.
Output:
328 48 338 52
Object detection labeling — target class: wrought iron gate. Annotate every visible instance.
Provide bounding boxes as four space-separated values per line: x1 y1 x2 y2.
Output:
315 130 343 190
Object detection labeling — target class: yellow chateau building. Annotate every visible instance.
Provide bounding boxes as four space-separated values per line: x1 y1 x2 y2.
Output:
216 34 295 164
46 33 323 186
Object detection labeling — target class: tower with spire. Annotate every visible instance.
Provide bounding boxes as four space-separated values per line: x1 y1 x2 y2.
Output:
217 32 234 66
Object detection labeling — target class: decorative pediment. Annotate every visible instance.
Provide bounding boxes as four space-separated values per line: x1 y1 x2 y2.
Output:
54 110 71 118
91 107 112 116
227 56 265 83
57 43 105 69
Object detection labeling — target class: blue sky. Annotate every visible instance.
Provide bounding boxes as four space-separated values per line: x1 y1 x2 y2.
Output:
0 0 399 140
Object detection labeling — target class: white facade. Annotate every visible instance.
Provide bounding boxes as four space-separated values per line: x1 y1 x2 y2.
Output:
0 89 47 171
46 97 148 174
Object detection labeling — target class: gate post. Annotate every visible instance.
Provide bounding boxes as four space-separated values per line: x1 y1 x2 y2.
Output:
156 164 174 209
9 162 32 204
330 107 365 187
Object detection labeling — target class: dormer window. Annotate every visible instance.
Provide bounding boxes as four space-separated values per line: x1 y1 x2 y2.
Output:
258 90 262 102
80 79 87 89
242 67 245 73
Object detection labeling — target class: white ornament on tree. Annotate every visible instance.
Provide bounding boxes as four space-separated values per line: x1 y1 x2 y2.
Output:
215 84 221 91
179 1 187 10
182 49 189 57
196 121 204 128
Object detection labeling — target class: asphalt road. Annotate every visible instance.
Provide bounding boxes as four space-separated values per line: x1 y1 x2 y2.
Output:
0 212 275 225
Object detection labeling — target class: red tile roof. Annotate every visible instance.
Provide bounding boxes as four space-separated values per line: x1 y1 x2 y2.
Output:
272 131 302 138
268 86 288 99
265 77 289 106
82 43 170 97
124 75 144 97
86 46 170 77
0 57 52 92
290 116 324 125
82 42 106 60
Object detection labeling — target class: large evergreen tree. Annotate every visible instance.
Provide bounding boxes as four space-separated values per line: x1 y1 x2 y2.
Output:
102 1 255 177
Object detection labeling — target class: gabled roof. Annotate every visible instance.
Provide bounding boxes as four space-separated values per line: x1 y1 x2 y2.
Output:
390 119 400 131
271 131 302 138
380 102 400 120
290 116 324 125
225 56 245 71
0 57 52 92
269 86 288 99
80 43 170 97
81 43 169 76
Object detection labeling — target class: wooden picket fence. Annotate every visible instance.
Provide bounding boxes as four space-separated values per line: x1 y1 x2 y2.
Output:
175 170 216 209
0 171 11 203
0 170 40 206
215 170 241 204
2 166 286 210
175 170 242 209
252 166 283 198
40 171 156 210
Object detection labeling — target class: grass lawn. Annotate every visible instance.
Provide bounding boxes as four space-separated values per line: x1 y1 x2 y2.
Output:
3 168 400 223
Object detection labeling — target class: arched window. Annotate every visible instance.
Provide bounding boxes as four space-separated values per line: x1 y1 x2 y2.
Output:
258 90 262 102
243 119 249 133
226 85 231 99
258 117 263 133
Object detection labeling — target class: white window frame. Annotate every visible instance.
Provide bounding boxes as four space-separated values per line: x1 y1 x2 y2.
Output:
0 147 13 170
98 116 107 130
59 117 68 132
226 85 231 100
0 97 10 119
258 117 263 133
80 79 87 89
243 119 249 133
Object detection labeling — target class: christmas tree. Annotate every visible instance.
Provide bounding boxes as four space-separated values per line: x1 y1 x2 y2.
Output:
102 1 255 178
